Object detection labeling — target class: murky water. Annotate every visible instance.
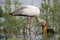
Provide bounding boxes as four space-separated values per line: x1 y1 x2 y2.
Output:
18 32 60 40
0 29 60 40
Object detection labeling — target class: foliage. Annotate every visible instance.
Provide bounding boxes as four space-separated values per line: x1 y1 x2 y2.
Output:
4 0 11 13
8 38 17 40
0 6 3 17
40 0 60 30
0 0 60 40
58 36 60 40
0 0 22 38
13 0 22 9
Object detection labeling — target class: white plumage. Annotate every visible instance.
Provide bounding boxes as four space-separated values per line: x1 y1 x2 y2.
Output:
22 5 40 16
9 5 40 17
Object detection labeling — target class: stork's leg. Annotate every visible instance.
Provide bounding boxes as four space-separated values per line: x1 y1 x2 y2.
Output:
26 17 35 34
35 17 47 40
26 17 34 40
29 17 32 40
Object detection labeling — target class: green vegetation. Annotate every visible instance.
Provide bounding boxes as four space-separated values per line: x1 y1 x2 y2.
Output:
40 0 60 30
58 36 60 40
0 0 60 40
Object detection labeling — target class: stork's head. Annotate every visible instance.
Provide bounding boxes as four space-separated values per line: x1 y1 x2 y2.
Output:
41 22 46 29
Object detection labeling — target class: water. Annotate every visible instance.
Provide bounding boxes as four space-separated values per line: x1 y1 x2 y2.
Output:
17 32 60 40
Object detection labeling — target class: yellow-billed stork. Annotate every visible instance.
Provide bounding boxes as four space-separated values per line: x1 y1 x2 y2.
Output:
9 5 47 40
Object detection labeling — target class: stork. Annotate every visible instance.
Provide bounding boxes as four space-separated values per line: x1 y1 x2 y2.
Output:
9 5 47 40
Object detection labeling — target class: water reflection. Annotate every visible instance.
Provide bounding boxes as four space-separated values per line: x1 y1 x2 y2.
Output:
18 32 60 40
0 30 57 40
